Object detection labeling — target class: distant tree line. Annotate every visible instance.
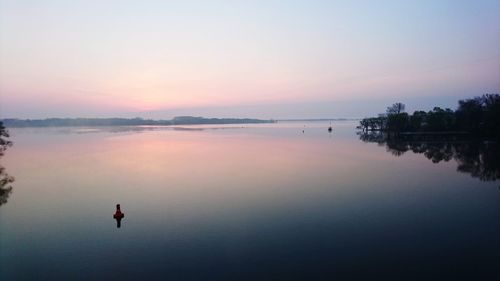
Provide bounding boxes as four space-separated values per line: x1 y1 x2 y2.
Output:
359 94 500 137
1 116 275 127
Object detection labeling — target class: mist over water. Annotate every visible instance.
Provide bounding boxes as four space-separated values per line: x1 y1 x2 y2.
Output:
0 121 498 280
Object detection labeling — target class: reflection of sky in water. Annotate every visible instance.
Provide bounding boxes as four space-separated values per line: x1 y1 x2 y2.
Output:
1 121 498 280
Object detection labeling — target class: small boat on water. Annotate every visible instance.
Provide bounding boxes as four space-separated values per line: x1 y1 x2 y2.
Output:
328 122 333 132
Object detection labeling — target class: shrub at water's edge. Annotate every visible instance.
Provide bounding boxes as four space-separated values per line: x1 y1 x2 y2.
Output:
358 94 500 138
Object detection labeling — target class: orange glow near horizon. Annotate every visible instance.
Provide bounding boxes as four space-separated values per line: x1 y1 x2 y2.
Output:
0 1 498 118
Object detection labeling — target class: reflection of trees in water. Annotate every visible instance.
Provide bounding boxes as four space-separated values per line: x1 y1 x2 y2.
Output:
454 142 500 181
0 164 14 206
0 121 14 206
359 132 500 182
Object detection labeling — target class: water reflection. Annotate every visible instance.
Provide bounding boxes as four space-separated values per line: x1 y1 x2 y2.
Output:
359 132 500 182
0 124 14 206
15 125 247 135
0 163 14 206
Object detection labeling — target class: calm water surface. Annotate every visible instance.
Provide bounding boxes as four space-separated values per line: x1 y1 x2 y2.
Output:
0 121 498 280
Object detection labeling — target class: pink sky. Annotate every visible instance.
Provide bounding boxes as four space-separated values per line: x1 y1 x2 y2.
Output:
1 0 499 118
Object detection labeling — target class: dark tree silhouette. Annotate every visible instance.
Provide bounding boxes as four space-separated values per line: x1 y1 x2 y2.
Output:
386 102 405 115
0 121 12 156
456 97 483 132
386 112 409 133
359 94 500 137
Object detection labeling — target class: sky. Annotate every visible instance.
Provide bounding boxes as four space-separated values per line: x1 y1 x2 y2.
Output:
0 0 499 119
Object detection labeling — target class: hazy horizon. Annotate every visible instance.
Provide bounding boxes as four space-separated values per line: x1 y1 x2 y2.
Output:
1 0 499 119
0 93 485 120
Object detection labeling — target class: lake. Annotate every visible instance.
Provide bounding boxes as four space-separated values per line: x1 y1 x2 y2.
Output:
0 121 498 280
